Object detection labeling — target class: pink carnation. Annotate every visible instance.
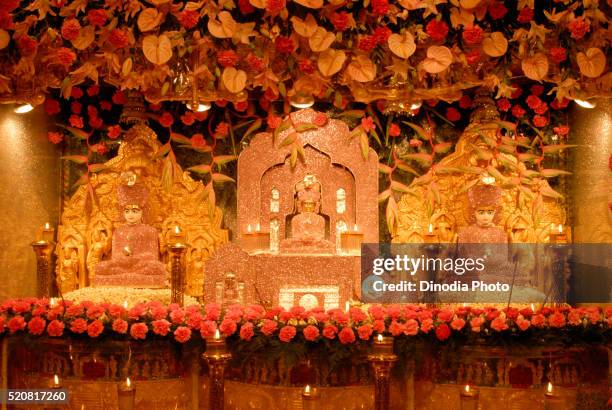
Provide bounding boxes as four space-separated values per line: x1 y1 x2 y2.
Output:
279 325 297 342
261 319 278 335
470 317 485 332
420 318 434 333
130 322 148 340
239 322 255 341
435 323 451 341
357 324 373 340
174 326 192 343
451 318 466 331
219 318 238 336
404 319 419 336
372 319 386 333
389 320 404 336
437 309 453 323
548 312 566 328
199 320 217 338
491 317 509 332
322 325 338 339
338 327 356 344
170 309 185 325
368 305 386 320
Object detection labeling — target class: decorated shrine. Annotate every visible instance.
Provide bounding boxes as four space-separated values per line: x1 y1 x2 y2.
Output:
0 0 611 409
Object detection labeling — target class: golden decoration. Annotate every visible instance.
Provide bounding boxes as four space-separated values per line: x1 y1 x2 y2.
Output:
56 123 228 297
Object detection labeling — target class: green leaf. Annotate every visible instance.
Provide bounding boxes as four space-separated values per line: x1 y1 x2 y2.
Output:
542 144 577 154
71 174 88 189
62 155 88 164
279 132 297 148
273 120 291 144
290 146 298 168
171 133 191 145
539 184 564 199
295 123 318 133
498 144 516 154
56 124 90 140
396 160 419 176
243 118 263 140
540 169 571 178
378 163 393 174
433 142 452 154
211 173 236 184
359 132 369 160
188 164 212 174
517 153 539 162
402 121 430 140
213 155 238 165
378 189 391 202
390 180 410 193
88 163 106 173
401 153 433 166
153 143 171 159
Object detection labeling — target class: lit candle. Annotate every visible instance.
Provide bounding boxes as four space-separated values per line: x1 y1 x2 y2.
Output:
557 224 563 234
544 382 564 410
118 377 136 410
423 223 439 244
428 223 433 234
353 224 358 232
52 374 61 389
302 384 320 410
460 384 478 410
345 301 350 313
255 223 261 232
49 298 58 308
373 333 394 356
123 300 128 309
214 328 220 340
174 225 181 235
42 223 55 242
530 303 535 312
247 224 252 233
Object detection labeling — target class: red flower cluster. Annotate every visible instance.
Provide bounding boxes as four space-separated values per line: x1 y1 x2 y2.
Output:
426 19 449 42
330 12 350 32
217 50 239 68
462 25 484 45
275 36 294 54
61 19 81 41
371 0 389 16
266 0 286 16
108 29 129 49
568 17 590 40
179 10 200 29
87 9 107 27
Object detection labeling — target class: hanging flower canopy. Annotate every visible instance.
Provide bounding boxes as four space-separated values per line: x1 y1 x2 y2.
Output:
0 0 609 105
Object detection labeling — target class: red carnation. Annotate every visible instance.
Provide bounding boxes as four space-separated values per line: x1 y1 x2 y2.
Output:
87 85 100 96
61 19 81 41
108 29 129 49
266 0 286 16
533 102 548 115
47 320 65 337
28 317 46 335
568 17 590 40
214 122 230 138
313 112 327 127
190 133 205 148
71 102 82 114
330 11 350 32
322 325 337 339
389 123 401 137
179 10 199 29
89 116 103 129
512 105 526 118
530 84 545 96
0 0 19 12
158 112 174 128
107 125 121 139
409 138 422 147
87 104 98 118
358 36 377 52
8 316 25 333
93 143 108 155
238 0 255 13
361 116 375 132
426 19 449 42
44 99 61 115
246 53 265 72
70 318 88 334
267 114 281 129
100 100 112 110
174 326 192 343
217 50 239 68
303 325 320 341
130 322 148 339
553 125 570 136
526 94 542 109
551 98 569 110
338 327 356 344
371 0 389 16
465 49 481 65
87 9 107 27
47 132 63 144
234 100 248 112
239 322 255 341
57 48 77 67
278 325 296 342
462 25 484 45
459 95 472 109
487 1 508 20
532 115 548 127
112 319 128 334
517 7 534 24
181 112 195 126
69 115 84 129
298 59 315 74
496 98 511 112
17 35 38 57
219 318 237 336
0 11 13 30
446 107 461 122
373 27 392 45
87 320 104 337
112 90 126 105
435 323 451 341
275 36 294 54
549 47 567 64
357 324 373 340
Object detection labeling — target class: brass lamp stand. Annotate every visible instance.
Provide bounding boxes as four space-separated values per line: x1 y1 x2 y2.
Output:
368 335 398 410
203 332 232 410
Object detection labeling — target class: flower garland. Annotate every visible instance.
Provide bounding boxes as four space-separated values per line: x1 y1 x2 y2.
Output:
1 298 610 348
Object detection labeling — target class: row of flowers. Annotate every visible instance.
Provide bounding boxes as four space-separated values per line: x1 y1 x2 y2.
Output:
1 298 611 346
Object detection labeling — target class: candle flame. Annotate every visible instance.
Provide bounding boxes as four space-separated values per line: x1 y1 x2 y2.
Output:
123 300 128 309
304 384 311 394
345 301 350 313
45 222 51 230
126 377 131 388
428 223 433 234
256 223 261 232
214 328 220 339
50 298 57 308
54 374 59 385
530 303 535 312
558 224 563 234
174 225 181 234
547 382 552 394
353 224 358 232
464 385 470 393
377 334 383 342
247 224 252 233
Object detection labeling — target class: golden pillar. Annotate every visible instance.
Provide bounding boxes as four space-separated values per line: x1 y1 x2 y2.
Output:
203 335 232 410
569 98 612 243
368 335 398 410
169 243 187 306
31 240 54 297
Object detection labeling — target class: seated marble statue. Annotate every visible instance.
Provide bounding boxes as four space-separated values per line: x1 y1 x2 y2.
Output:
93 175 167 288
280 174 335 254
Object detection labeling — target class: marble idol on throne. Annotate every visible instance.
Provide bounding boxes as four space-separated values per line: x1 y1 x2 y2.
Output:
54 123 228 302
394 94 568 304
205 109 378 310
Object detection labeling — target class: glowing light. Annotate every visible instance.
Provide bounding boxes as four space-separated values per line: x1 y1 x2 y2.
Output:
247 224 252 233
186 101 211 112
428 223 433 234
304 385 311 394
174 225 181 234
14 104 34 114
345 301 350 313
123 300 128 309
464 385 470 393
547 382 553 394
410 101 422 110
574 99 596 109
255 223 261 232
214 328 220 339
53 374 60 386
530 303 535 312
558 224 563 234
377 334 383 343
353 224 358 232
44 222 51 230
481 175 496 185
49 298 57 308
289 94 315 109
126 377 131 388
